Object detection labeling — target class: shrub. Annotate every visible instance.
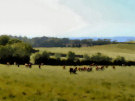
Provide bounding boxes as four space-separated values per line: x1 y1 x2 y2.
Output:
114 56 126 65
91 53 112 64
42 51 50 59
67 51 75 61
34 51 50 64
83 54 90 61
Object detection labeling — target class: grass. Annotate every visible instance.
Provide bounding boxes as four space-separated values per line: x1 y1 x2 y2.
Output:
0 64 135 101
125 41 135 43
35 44 135 61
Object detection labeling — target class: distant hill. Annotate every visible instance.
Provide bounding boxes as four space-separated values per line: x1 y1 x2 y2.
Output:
36 44 135 61
9 35 118 47
125 41 135 43
70 36 135 42
3 35 135 47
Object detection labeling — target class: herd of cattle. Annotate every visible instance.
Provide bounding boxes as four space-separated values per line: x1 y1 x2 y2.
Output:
68 65 116 74
6 62 43 69
6 62 117 74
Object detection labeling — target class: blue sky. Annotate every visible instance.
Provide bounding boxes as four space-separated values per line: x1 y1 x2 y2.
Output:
61 0 135 37
0 0 135 37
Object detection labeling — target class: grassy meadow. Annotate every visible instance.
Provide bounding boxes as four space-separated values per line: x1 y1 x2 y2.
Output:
0 44 135 101
35 44 135 61
0 64 135 101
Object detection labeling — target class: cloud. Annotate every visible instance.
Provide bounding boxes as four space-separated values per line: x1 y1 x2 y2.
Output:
0 0 135 37
0 0 87 37
62 0 135 37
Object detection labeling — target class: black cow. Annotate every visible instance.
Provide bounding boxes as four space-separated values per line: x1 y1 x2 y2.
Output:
87 67 92 72
39 65 41 69
69 68 77 74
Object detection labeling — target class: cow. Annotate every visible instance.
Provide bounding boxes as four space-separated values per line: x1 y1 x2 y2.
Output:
87 67 92 72
75 67 78 71
96 66 104 71
39 64 41 69
63 65 66 69
90 63 95 66
96 66 99 71
78 68 81 71
122 64 125 66
7 62 10 66
14 62 17 65
25 63 29 67
25 63 32 68
101 66 104 70
112 66 115 69
69 68 77 74
29 63 32 68
17 64 20 67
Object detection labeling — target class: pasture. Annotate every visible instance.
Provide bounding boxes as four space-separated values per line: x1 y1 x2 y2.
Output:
0 64 135 101
35 44 135 61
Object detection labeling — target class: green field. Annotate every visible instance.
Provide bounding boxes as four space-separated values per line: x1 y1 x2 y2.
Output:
35 44 135 61
0 64 135 101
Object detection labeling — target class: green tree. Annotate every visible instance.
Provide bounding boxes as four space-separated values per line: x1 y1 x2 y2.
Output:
91 53 112 63
83 54 90 61
0 35 10 45
8 39 22 44
0 45 13 59
11 42 33 59
114 56 126 65
34 51 50 64
67 51 75 61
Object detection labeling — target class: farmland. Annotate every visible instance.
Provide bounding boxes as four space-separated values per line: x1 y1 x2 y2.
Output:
0 65 135 101
35 44 135 61
0 44 135 101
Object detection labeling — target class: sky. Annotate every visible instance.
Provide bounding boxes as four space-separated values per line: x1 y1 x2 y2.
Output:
0 0 135 38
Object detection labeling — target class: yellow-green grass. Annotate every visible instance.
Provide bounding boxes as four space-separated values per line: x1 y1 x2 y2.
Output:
35 44 135 61
0 64 135 101
125 41 135 43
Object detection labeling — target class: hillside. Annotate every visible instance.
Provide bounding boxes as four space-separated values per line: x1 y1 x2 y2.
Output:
10 35 117 47
71 36 135 42
125 41 135 44
35 44 135 61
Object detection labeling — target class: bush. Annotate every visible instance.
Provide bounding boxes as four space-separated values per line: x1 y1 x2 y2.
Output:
83 54 90 61
67 51 75 61
42 51 50 59
114 56 126 65
34 51 50 64
90 53 112 65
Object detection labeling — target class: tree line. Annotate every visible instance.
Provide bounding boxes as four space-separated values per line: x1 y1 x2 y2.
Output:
0 35 35 64
10 36 118 47
34 51 135 66
0 35 134 65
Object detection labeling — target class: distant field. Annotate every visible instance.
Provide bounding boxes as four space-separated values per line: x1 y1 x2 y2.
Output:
0 65 135 101
126 41 135 43
35 44 135 61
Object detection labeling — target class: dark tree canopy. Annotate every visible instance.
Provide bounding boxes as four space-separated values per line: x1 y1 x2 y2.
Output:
67 51 75 61
7 35 118 47
0 36 34 64
0 35 10 45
